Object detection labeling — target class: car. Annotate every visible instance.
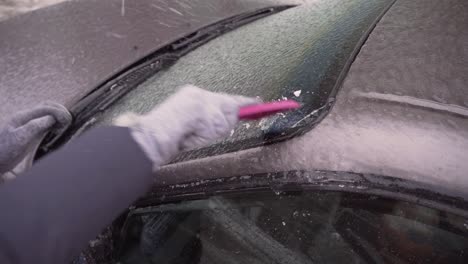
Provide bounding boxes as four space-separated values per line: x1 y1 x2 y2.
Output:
1 0 467 263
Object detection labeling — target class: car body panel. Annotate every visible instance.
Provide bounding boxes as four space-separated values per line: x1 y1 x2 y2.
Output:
0 0 295 126
155 0 468 194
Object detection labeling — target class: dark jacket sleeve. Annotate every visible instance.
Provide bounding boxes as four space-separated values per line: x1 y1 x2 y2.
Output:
0 126 153 264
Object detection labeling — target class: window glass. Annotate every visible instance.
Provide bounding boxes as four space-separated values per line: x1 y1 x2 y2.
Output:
117 192 468 263
91 0 394 161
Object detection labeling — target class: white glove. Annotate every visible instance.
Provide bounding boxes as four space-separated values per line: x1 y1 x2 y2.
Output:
0 102 71 176
115 85 258 168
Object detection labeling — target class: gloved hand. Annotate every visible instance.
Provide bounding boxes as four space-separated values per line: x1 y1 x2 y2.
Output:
115 85 258 168
0 102 72 176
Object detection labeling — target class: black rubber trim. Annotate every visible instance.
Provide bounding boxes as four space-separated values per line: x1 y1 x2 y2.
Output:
36 6 293 158
137 170 468 218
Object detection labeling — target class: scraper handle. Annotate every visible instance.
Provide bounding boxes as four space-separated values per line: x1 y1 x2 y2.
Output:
238 100 300 120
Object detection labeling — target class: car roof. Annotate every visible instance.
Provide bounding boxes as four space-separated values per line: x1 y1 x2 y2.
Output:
0 0 295 126
155 0 468 195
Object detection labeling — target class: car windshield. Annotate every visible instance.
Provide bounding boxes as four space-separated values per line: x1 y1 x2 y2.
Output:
87 0 393 162
117 191 468 263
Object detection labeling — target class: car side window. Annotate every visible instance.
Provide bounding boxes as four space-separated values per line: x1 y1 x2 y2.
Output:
116 192 468 263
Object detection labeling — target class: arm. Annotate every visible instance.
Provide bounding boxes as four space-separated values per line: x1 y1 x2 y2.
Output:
0 85 257 264
0 126 151 264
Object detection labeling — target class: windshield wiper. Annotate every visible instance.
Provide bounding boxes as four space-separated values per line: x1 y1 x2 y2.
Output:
36 5 293 158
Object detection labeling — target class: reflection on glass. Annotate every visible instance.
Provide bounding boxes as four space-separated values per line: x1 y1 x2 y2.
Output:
117 192 468 263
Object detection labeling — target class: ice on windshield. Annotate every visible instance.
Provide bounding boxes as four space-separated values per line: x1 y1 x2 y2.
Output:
94 0 394 161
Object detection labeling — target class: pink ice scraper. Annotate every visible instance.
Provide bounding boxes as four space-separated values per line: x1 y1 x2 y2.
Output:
238 100 300 120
